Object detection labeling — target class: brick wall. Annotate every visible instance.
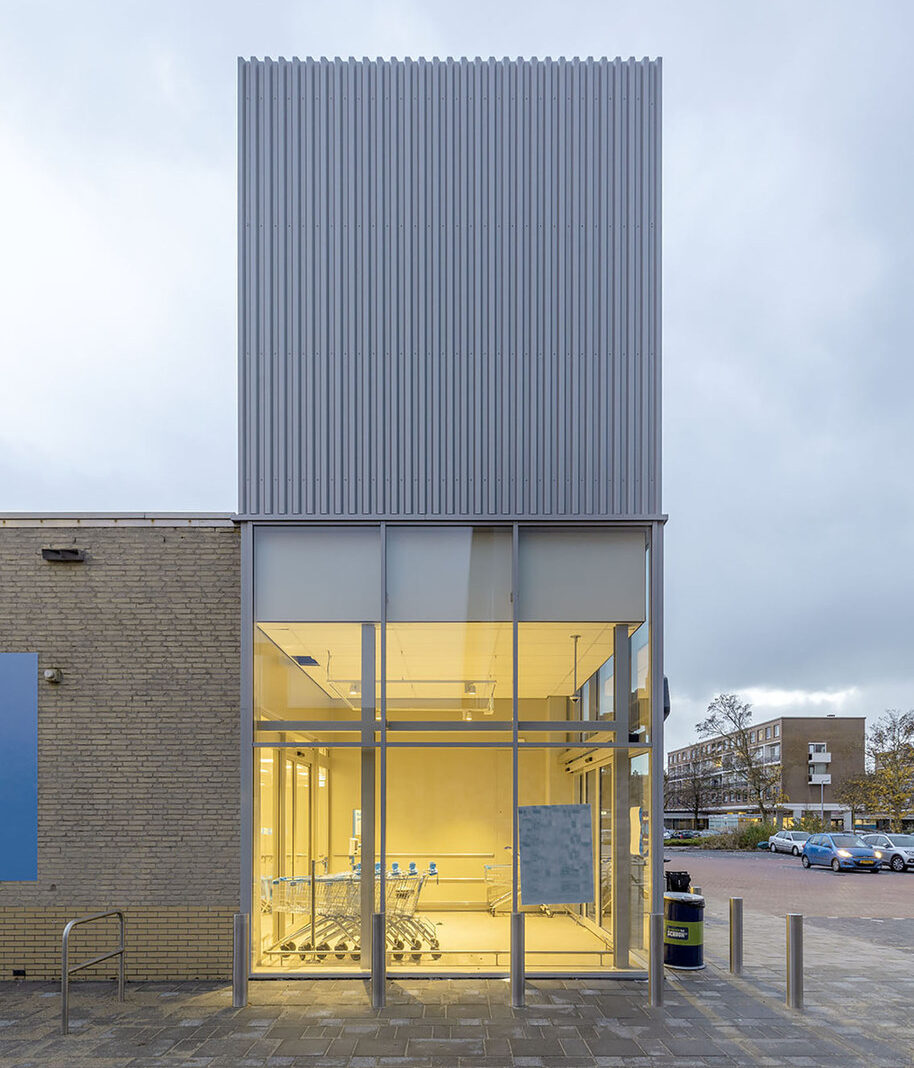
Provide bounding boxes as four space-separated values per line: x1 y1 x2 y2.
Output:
781 717 866 809
0 520 240 980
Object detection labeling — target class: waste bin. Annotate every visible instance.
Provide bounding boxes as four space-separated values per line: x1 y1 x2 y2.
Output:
663 891 705 969
665 870 691 893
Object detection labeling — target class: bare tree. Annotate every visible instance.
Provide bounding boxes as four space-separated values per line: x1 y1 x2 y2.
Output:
667 762 719 828
867 710 914 832
696 693 786 823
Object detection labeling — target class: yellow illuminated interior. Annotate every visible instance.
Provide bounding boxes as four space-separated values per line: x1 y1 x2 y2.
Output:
253 618 651 975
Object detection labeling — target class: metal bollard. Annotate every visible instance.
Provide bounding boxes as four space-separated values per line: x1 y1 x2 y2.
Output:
786 913 803 1010
648 912 664 1006
729 898 743 975
510 912 525 1008
371 913 386 1008
232 913 249 1008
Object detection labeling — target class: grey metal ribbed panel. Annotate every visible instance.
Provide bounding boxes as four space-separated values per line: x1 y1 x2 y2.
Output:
238 56 661 518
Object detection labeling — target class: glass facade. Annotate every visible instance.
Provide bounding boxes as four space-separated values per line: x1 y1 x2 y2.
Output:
250 524 657 977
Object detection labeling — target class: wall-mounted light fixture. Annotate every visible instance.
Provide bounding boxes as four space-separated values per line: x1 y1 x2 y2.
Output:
41 548 85 563
43 668 62 684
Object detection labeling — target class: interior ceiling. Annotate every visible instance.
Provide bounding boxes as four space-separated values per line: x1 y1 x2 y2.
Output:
258 622 633 702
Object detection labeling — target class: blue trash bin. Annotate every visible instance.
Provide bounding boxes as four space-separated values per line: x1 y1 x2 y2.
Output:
663 891 705 970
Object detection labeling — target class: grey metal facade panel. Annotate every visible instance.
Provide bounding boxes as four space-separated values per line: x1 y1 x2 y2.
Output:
238 56 661 519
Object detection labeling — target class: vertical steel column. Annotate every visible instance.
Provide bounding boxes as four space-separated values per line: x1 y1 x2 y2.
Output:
510 524 524 1006
648 523 665 921
375 524 387 1006
510 911 525 1008
361 623 377 990
60 927 69 1032
371 912 385 1008
240 524 254 949
648 913 663 1006
612 624 632 968
786 914 803 1009
233 913 250 1007
729 898 743 974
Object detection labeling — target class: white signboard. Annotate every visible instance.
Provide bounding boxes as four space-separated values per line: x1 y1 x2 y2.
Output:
517 804 594 906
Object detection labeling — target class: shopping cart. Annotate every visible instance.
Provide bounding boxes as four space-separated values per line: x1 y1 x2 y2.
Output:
264 863 441 965
484 864 512 914
383 866 440 961
484 863 553 917
266 872 362 963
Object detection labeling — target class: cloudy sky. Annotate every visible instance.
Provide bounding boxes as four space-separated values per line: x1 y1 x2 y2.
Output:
2 1 912 749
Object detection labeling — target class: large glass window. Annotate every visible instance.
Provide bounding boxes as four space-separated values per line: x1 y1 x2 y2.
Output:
250 522 656 978
517 746 650 974
253 744 369 973
386 527 513 725
383 746 512 972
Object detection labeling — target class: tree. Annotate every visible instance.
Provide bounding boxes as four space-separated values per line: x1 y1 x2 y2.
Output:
833 773 878 829
666 763 719 828
696 693 787 823
794 811 825 833
867 710 914 832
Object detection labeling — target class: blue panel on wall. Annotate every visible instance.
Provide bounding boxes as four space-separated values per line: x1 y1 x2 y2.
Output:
0 653 38 881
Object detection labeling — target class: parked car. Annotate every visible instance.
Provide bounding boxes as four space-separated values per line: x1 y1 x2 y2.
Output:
801 833 882 873
860 833 914 872
767 830 811 856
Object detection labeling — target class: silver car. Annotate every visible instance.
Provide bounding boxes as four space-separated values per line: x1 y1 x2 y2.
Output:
768 830 811 856
861 833 914 872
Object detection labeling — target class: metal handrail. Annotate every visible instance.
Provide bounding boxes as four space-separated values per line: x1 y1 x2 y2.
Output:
61 910 126 1034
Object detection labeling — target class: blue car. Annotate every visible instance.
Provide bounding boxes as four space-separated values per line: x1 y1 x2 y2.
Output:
801 833 882 873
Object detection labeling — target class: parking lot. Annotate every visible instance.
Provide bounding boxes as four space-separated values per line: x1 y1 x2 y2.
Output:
671 846 914 924
668 847 914 1055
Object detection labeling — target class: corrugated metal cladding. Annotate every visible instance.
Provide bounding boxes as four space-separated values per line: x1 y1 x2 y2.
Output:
238 56 661 519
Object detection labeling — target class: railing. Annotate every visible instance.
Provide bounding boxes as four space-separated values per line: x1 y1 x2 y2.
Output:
61 911 126 1034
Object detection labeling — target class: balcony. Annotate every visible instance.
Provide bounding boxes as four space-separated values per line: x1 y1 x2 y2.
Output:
808 750 831 763
808 772 832 786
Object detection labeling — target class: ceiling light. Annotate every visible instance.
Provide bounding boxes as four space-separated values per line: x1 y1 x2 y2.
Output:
293 655 319 667
463 710 473 722
349 682 361 697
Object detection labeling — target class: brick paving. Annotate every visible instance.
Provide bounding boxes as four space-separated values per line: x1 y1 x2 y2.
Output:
2 851 913 1067
1 963 912 1068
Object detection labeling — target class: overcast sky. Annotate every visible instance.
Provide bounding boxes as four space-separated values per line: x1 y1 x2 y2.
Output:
2 1 912 749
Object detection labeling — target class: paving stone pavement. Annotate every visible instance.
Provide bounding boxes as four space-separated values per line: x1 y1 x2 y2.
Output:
1 956 912 1068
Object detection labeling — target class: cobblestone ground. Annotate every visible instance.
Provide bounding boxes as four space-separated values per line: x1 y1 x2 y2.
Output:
2 853 912 1067
1 963 911 1068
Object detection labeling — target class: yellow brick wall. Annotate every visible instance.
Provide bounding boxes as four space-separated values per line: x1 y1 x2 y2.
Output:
0 907 235 981
0 521 241 980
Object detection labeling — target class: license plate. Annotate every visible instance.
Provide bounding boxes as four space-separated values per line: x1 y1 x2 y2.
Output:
858 859 873 865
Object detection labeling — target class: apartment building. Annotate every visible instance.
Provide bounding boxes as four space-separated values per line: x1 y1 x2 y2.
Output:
666 715 865 828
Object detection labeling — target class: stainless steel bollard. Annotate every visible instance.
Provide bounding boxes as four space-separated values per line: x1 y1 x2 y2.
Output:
232 913 249 1008
729 898 743 975
510 912 525 1007
371 913 386 1008
648 912 664 1006
786 913 803 1009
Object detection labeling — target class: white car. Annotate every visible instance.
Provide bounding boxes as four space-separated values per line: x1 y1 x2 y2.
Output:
861 833 914 872
768 830 811 856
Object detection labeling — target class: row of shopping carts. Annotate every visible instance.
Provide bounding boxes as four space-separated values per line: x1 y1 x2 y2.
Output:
262 863 440 964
